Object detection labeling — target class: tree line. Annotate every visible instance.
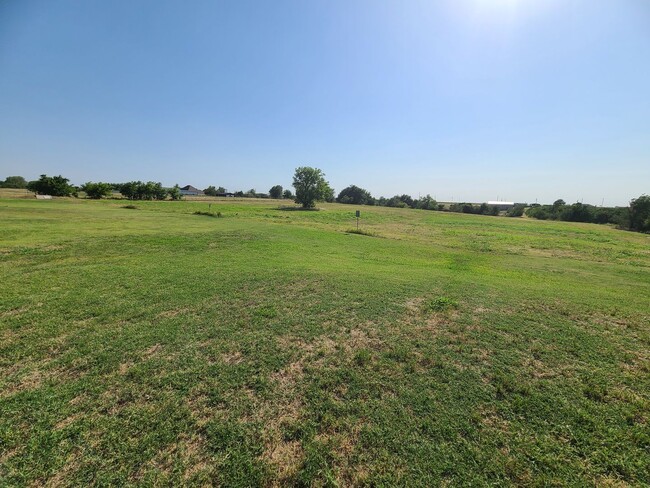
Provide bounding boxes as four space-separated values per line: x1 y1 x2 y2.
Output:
3 171 648 233
525 199 650 233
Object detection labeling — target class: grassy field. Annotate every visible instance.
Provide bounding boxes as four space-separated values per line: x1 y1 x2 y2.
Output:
1 197 648 486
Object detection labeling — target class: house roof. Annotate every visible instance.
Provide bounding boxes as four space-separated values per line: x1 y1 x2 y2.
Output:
180 185 202 192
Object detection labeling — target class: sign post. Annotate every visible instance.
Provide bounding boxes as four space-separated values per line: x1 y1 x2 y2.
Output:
355 210 360 230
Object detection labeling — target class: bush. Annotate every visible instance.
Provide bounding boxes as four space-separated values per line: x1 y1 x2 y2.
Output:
336 185 373 205
507 204 526 217
81 182 112 199
27 174 75 196
269 185 283 199
119 181 167 200
629 195 650 232
0 176 27 188
168 184 183 201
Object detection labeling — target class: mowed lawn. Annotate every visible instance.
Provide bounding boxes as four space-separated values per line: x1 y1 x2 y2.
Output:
1 198 648 486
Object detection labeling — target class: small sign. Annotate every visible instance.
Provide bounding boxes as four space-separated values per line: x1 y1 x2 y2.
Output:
355 210 360 217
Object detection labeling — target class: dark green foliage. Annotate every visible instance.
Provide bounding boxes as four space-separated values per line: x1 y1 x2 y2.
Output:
399 194 415 208
80 181 113 199
336 185 373 205
269 185 283 199
415 194 437 210
168 184 183 201
292 166 333 208
26 174 75 196
0 175 27 188
282 189 293 199
506 204 526 217
526 205 552 220
629 194 650 232
560 202 594 222
119 181 168 200
204 185 228 196
526 199 638 230
384 196 408 208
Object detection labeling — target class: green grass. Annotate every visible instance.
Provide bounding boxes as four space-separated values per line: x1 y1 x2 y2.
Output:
1 197 649 486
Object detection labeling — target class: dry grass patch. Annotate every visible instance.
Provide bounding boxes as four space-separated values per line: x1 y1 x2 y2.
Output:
221 351 244 365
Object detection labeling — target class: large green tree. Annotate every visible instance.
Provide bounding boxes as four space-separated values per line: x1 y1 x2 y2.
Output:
80 182 112 199
27 175 75 196
269 185 283 199
0 176 27 188
629 194 650 232
292 167 332 208
336 185 372 205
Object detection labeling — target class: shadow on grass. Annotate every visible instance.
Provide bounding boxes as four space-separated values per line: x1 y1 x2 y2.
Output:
193 211 222 218
276 206 321 211
344 228 380 237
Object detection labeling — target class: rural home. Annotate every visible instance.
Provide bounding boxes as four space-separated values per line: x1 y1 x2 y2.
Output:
180 185 204 196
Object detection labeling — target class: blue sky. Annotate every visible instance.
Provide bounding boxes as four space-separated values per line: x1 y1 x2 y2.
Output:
1 0 649 205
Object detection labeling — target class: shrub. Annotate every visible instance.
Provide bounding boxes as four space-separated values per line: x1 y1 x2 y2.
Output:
81 181 112 199
27 174 75 196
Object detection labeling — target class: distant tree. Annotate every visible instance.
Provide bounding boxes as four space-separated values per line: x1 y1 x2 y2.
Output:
203 186 218 196
245 188 257 197
282 189 293 199
119 181 138 200
506 204 526 217
629 194 650 232
399 194 415 208
552 199 566 211
385 196 408 208
269 185 283 199
27 174 75 196
217 186 227 194
0 176 27 188
80 181 112 199
526 206 552 220
489 205 500 216
150 182 168 200
416 194 437 210
292 166 332 208
118 181 167 200
336 185 373 205
168 184 183 201
560 202 594 222
461 203 474 214
234 190 244 197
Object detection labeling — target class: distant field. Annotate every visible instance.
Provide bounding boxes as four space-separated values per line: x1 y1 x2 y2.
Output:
1 198 648 486
0 188 34 199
